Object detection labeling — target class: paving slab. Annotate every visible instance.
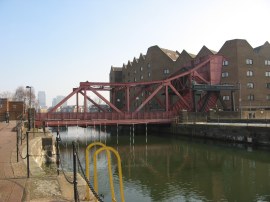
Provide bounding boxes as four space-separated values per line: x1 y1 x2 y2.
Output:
0 121 26 202
0 121 97 202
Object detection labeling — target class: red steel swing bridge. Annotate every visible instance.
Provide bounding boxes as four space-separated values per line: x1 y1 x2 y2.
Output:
35 55 238 127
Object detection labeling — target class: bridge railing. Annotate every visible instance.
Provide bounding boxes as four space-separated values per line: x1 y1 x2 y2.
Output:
35 111 175 121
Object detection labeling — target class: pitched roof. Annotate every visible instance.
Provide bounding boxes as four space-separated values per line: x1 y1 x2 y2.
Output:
218 39 253 53
254 41 270 53
160 48 179 61
133 57 138 63
180 49 196 58
139 53 146 60
196 45 216 58
111 66 122 71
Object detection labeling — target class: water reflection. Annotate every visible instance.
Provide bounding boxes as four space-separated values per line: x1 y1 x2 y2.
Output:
54 127 270 202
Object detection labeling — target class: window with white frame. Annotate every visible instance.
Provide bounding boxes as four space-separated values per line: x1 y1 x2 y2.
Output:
248 94 254 101
267 95 270 100
222 95 230 100
247 70 253 77
265 60 270 66
148 72 151 77
163 69 170 74
246 59 253 65
140 75 143 80
247 82 254 89
265 71 270 77
222 72 229 77
223 60 229 66
140 66 143 71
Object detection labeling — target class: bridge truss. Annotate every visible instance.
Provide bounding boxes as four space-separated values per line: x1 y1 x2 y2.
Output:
36 55 237 127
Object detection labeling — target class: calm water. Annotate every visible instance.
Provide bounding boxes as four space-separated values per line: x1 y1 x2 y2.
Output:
54 126 270 202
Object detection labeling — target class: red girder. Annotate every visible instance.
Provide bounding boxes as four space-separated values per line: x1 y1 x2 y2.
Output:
37 55 224 127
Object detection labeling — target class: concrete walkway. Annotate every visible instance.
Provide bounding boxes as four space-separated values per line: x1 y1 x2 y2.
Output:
0 121 26 202
0 121 93 202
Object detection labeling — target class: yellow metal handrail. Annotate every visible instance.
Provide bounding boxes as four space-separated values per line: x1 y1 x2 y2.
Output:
85 142 125 202
85 142 107 200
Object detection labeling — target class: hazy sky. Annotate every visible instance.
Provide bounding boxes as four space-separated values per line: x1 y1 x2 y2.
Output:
0 0 269 106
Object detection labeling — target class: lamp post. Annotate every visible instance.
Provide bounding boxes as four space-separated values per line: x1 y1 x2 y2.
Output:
26 86 32 131
23 98 26 115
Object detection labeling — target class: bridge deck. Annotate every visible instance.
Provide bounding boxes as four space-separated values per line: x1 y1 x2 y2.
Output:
35 112 175 127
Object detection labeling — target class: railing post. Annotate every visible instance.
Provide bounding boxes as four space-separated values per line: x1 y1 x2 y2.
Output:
56 130 60 175
21 130 23 145
16 127 19 162
26 131 30 178
73 142 78 202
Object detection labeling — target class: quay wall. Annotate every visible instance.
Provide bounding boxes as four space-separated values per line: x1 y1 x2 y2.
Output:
22 132 55 175
108 122 270 147
149 123 270 146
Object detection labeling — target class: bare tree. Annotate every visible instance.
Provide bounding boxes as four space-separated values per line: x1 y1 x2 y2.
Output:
8 86 36 107
13 86 26 101
0 91 13 99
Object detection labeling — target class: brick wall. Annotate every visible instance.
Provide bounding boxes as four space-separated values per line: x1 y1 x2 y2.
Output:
0 99 24 121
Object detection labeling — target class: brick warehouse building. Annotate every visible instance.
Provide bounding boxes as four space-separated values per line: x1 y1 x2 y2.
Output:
218 39 270 118
0 98 25 121
109 39 270 118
